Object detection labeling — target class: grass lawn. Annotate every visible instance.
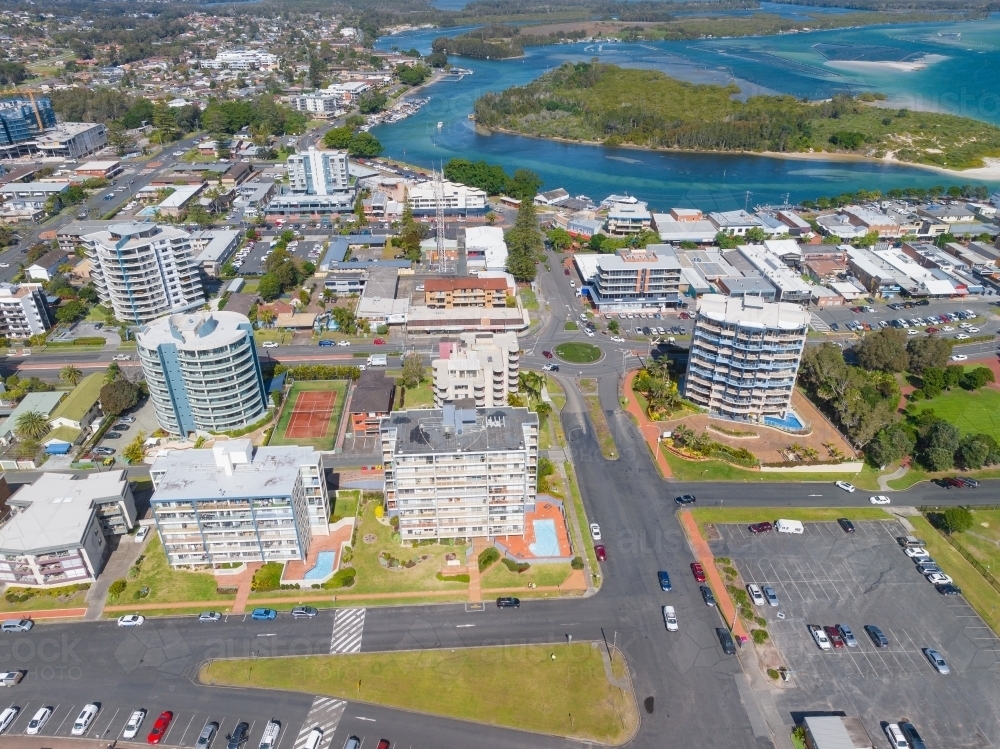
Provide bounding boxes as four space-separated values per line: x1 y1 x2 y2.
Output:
0 585 90 613
270 380 348 450
555 342 601 363
909 516 1000 636
199 642 636 744
661 448 882 489
943 508 1000 574
545 374 567 412
689 506 892 538
349 502 470 597
332 489 360 521
113 536 235 605
400 378 434 408
564 463 601 588
564 321 579 331
916 387 1000 440
481 562 574 590
584 395 617 459
254 329 294 344
520 290 539 310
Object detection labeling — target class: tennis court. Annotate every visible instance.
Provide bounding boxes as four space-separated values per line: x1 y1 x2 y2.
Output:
271 380 348 449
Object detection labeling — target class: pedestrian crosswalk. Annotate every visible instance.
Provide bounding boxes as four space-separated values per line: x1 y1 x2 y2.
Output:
293 697 347 749
330 608 365 654
810 313 831 333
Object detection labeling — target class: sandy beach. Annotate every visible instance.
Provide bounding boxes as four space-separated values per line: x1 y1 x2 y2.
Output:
824 54 948 74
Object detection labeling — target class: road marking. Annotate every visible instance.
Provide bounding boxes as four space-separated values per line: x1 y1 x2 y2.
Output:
455 624 475 628
51 703 72 736
179 714 205 746
293 697 347 749
356 717 376 722
330 608 365 654
258 633 278 637
96 706 121 739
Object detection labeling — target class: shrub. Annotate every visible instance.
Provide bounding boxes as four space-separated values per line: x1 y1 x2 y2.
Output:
108 579 128 598
478 547 500 572
716 557 731 565
751 628 770 645
436 572 471 583
767 668 780 680
571 556 584 570
324 567 357 588
250 562 283 592
501 558 531 573
754 616 767 628
374 505 384 519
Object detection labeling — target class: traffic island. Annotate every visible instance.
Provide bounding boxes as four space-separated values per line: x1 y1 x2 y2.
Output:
554 342 603 364
200 642 639 745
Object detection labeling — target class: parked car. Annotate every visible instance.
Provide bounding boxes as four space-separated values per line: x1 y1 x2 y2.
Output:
0 706 20 734
673 494 696 505
291 606 318 619
762 586 779 607
118 416 136 423
926 572 953 585
748 522 773 534
0 670 25 686
147 711 174 744
899 722 927 749
864 624 889 647
496 597 520 608
823 626 845 648
700 585 716 607
869 495 891 505
135 526 150 543
836 624 858 647
71 704 101 736
122 710 147 739
959 477 980 487
227 721 250 749
936 583 962 595
884 723 910 749
595 545 606 561
251 608 277 620
904 547 930 559
194 721 219 749
716 627 736 655
1 619 33 633
837 518 855 533
198 611 222 623
26 706 52 735
118 614 145 627
690 562 706 582
809 624 831 650
106 432 123 440
746 584 765 606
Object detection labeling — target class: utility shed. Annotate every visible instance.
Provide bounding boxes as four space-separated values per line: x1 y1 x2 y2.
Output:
803 716 874 749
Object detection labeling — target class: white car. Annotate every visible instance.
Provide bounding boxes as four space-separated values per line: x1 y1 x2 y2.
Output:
610 336 624 343
117 614 145 627
590 523 602 541
955 333 970 340
869 495 891 505
71 704 100 736
262 341 279 348
950 354 968 362
907 329 919 336
585 329 595 337
904 547 930 559
122 709 146 739
809 624 831 651
926 572 953 585
26 706 52 735
0 706 19 734
942 325 954 331
885 723 910 749
663 605 678 632
337 340 351 347
173 150 186 156
968 327 980 333
112 354 132 361
746 583 765 606
0 263 8 269
135 525 150 543
835 481 856 493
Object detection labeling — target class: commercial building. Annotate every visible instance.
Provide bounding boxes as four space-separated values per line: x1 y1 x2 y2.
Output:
149 440 329 568
684 294 809 423
735 244 812 304
424 276 511 308
136 311 268 436
202 49 279 71
0 181 68 222
381 405 539 540
0 282 51 339
0 97 57 152
265 192 356 219
405 306 529 334
840 206 903 237
653 211 719 244
75 160 122 179
407 180 487 216
801 715 874 749
0 471 136 588
432 332 519 409
574 245 681 310
34 122 108 159
348 370 396 436
709 209 761 236
81 222 205 324
606 200 652 236
464 226 508 271
288 148 350 195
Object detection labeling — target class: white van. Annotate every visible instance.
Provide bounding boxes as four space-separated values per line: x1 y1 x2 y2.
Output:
775 519 804 534
302 727 324 749
71 704 100 736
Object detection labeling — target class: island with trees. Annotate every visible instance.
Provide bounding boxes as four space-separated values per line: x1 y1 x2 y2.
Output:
472 61 1000 170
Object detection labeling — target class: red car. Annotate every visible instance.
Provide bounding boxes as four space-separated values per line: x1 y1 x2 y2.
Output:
748 522 773 534
926 327 939 334
824 626 845 648
376 741 391 749
679 311 691 319
373 338 386 345
564 268 570 275
147 711 173 744
542 350 553 359
595 545 606 561
690 562 706 582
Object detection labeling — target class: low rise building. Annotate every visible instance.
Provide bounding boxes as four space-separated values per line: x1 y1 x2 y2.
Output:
75 160 122 179
735 245 812 304
290 93 346 118
202 49 279 71
684 294 808 424
424 276 511 308
0 181 68 222
34 122 107 159
575 245 681 310
26 248 67 282
432 332 519 409
840 206 903 237
405 306 529 334
0 471 136 588
0 282 51 339
708 209 760 236
0 391 66 446
48 372 104 435
156 184 205 218
606 200 652 236
381 405 539 540
407 180 487 216
150 441 328 568
464 226 507 271
190 229 241 277
348 370 396 436
653 213 718 244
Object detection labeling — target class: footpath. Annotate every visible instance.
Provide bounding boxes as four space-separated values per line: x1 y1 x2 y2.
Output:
622 370 673 478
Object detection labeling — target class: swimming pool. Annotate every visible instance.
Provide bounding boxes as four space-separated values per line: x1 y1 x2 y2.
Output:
529 519 560 557
303 551 336 580
763 410 805 431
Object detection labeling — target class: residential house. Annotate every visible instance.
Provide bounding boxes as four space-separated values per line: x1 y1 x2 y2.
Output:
348 370 396 436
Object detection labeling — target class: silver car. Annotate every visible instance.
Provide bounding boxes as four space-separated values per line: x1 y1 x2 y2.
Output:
836 624 858 647
924 648 950 674
195 721 219 749
762 586 779 607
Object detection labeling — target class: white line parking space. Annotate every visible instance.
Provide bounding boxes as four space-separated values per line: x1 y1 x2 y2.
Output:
330 608 366 653
293 697 347 749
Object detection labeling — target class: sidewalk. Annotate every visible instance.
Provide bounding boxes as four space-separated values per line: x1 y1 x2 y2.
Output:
0 607 87 620
677 509 749 642
622 370 673 478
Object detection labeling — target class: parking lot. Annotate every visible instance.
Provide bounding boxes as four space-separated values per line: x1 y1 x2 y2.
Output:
234 232 329 275
95 395 160 457
714 519 1000 748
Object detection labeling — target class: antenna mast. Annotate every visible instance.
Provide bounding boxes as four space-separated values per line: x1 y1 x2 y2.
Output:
434 164 446 274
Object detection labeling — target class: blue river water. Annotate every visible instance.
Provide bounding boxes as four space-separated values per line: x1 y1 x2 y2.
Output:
374 14 1000 209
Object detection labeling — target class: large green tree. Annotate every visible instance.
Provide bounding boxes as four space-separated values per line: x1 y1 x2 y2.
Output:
856 328 909 373
906 336 952 374
100 380 139 416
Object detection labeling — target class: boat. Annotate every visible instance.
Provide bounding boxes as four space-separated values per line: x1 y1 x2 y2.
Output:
437 121 443 129
468 114 475 120
258 720 280 749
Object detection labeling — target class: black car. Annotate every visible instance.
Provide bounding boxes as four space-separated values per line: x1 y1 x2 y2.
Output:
837 518 855 533
227 722 250 749
496 597 520 608
936 583 962 595
899 722 927 749
106 432 123 440
700 585 716 607
674 494 696 505
716 627 736 655
864 624 889 648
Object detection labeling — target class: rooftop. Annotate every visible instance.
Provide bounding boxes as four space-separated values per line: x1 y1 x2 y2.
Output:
49 373 104 423
425 276 507 292
383 406 537 456
137 311 252 351
696 293 810 330
0 391 66 439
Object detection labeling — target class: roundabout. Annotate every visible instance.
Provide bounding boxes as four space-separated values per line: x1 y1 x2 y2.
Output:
554 342 603 364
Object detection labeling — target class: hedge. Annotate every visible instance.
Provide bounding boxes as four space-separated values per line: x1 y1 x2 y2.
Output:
436 572 471 583
478 547 500 572
210 409 274 437
322 567 357 589
250 562 283 592
501 558 530 573
273 364 361 381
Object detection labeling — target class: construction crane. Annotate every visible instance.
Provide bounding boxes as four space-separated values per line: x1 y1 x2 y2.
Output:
0 85 46 131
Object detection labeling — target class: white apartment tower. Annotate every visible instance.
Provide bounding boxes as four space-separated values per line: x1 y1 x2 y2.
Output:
0 283 51 339
381 406 539 541
432 332 519 409
81 222 204 324
287 147 350 195
683 294 809 423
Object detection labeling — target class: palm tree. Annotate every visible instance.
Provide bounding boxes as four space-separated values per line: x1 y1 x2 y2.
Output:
258 308 276 328
534 402 552 422
485 211 497 226
15 411 51 441
60 365 83 386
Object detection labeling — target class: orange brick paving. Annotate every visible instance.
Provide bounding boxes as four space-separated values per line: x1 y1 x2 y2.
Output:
231 562 261 614
0 607 87 620
623 370 673 478
677 509 749 642
497 501 573 559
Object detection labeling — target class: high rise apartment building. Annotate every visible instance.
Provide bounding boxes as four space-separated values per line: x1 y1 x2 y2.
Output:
287 147 350 195
0 283 51 339
683 294 808 423
432 332 519 409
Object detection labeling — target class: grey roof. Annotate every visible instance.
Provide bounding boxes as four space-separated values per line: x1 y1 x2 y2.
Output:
383 407 537 455
718 274 777 295
0 391 66 439
803 716 862 749
149 446 319 501
350 371 395 414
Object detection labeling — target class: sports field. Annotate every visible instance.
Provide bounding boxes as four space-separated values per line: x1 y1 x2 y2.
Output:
270 380 348 449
